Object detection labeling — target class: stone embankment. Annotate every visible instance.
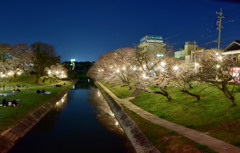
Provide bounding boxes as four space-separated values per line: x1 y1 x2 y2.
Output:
96 82 160 153
0 80 77 153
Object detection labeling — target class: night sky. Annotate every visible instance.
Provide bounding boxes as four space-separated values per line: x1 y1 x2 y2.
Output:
0 0 240 62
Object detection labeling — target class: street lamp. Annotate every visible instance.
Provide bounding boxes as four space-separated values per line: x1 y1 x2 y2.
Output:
217 56 222 61
161 61 166 67
173 65 179 71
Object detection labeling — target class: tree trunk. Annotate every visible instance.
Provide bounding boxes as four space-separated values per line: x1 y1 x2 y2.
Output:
230 97 237 107
128 84 132 90
180 89 200 101
154 91 172 102
187 82 193 89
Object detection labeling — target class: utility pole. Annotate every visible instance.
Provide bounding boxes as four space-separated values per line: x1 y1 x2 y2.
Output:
216 8 225 50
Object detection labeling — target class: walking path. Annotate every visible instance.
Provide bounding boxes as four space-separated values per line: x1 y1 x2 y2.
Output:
97 82 240 153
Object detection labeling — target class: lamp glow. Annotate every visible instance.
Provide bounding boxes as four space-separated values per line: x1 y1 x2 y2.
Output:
161 62 166 66
173 65 179 71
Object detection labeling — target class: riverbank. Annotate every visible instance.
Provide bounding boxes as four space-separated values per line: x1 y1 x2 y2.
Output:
97 82 240 153
95 82 159 153
0 80 77 153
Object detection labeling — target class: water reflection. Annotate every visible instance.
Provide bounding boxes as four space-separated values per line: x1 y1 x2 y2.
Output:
54 93 68 111
88 87 123 134
8 82 135 153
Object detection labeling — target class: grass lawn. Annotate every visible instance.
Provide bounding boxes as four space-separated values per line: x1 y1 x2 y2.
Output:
101 82 134 98
124 106 216 153
0 80 73 132
104 82 240 147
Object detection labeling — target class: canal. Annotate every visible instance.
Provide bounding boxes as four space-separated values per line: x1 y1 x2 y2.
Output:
9 81 135 153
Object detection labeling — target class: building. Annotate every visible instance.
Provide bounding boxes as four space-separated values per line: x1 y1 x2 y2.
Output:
222 40 240 62
70 59 76 70
174 41 205 62
138 35 166 55
174 49 185 59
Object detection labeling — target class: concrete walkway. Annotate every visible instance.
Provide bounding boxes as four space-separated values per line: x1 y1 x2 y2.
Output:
97 82 240 153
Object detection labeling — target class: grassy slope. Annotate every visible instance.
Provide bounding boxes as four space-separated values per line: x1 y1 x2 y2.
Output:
0 81 72 131
103 82 240 147
124 106 216 153
101 82 134 98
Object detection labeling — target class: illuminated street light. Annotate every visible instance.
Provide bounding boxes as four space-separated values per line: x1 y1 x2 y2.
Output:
161 61 166 67
142 74 147 79
217 56 222 61
8 72 13 76
173 65 179 71
143 64 146 69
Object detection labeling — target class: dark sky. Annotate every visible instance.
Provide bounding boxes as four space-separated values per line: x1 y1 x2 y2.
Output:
0 0 240 62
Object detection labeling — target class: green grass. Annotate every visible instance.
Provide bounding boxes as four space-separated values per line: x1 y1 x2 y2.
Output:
124 106 216 153
104 83 240 147
130 84 240 132
101 82 134 98
0 80 73 131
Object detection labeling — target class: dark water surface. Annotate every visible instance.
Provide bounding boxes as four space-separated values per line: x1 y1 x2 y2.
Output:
9 81 134 153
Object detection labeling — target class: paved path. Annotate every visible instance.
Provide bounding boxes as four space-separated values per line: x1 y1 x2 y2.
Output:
97 82 240 153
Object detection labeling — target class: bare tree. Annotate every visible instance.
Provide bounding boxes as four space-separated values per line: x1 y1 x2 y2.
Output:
31 42 60 78
0 43 12 62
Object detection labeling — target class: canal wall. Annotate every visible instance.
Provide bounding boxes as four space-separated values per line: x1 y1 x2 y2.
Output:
0 80 77 153
95 82 160 153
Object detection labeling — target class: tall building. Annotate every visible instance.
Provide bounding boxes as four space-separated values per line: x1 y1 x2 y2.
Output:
70 59 76 70
138 35 166 55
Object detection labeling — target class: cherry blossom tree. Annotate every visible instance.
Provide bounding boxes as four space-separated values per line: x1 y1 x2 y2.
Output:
168 61 201 101
88 48 136 89
198 49 239 106
132 46 173 101
45 63 68 79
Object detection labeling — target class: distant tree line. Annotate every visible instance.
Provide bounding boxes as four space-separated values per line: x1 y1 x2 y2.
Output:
0 42 61 79
63 61 94 72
